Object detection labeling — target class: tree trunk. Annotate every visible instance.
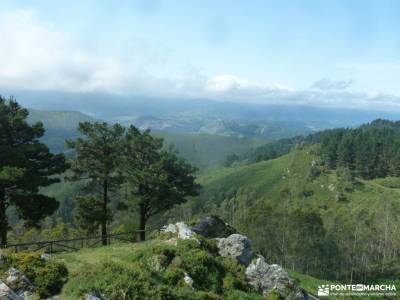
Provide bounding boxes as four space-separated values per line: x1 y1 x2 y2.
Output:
139 203 146 241
101 180 108 246
0 189 7 247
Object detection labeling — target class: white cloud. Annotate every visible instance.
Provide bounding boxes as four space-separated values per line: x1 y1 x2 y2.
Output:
0 8 178 95
2 8 400 111
311 78 353 90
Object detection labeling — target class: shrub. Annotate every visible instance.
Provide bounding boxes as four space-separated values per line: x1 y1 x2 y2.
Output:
2 251 68 298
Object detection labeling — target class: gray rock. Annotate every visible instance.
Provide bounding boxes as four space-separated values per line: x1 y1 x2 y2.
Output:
4 268 35 298
183 273 194 290
217 234 255 266
162 222 196 240
191 216 235 238
245 257 305 299
20 291 35 300
0 280 20 300
41 253 52 260
85 291 107 300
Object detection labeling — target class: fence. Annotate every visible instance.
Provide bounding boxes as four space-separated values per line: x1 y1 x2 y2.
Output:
1 228 160 254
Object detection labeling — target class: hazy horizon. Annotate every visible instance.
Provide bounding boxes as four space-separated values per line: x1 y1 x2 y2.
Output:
1 1 400 112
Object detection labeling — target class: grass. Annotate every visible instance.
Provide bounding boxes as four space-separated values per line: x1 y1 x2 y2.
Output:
56 242 147 275
56 240 327 300
198 145 400 226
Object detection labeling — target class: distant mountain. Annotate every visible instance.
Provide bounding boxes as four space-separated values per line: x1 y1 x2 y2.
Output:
28 109 95 130
28 109 95 152
26 109 265 171
155 131 265 172
9 90 400 128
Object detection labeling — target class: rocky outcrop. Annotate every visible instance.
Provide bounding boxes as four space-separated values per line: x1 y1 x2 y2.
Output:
245 257 305 299
217 234 255 266
162 222 196 240
4 268 35 299
162 217 307 299
191 216 235 238
0 280 20 300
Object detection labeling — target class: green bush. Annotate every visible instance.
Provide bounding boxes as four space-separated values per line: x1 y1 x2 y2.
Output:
2 251 68 298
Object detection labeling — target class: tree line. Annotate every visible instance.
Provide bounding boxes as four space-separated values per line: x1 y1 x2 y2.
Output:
320 119 400 179
0 97 199 246
232 119 400 181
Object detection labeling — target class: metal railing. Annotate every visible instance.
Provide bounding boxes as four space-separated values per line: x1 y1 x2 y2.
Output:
1 228 160 254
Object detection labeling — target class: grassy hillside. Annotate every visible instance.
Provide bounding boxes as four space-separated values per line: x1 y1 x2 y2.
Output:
184 145 400 282
55 239 268 299
54 240 323 299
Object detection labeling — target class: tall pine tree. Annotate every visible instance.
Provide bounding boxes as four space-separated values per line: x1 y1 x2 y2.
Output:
67 122 125 245
0 97 68 246
123 126 200 241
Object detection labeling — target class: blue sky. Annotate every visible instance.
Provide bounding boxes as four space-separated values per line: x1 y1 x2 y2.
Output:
1 0 400 109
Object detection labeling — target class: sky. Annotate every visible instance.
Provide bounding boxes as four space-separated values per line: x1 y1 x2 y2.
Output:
1 0 400 110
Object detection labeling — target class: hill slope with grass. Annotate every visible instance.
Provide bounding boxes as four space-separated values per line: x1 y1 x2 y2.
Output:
52 220 313 300
171 145 400 284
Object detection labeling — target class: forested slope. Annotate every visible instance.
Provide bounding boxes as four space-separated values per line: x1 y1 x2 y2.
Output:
173 145 400 283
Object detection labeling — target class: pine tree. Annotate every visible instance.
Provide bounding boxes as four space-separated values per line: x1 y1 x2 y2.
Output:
123 126 200 241
67 122 125 245
0 97 68 246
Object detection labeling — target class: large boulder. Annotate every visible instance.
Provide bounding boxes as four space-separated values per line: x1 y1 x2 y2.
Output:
245 257 305 299
217 234 255 266
191 216 235 238
162 222 196 240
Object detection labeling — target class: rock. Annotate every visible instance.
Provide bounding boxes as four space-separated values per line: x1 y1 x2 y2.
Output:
0 280 20 300
85 291 107 300
217 234 255 266
163 222 196 240
5 268 35 296
183 273 194 290
191 216 235 238
41 253 52 260
245 257 305 299
20 291 36 300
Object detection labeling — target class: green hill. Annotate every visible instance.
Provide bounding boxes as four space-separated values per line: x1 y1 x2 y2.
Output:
155 132 265 172
27 109 95 152
180 145 400 283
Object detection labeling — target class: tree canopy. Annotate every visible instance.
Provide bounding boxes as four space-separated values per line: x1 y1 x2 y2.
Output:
0 97 68 245
66 122 125 244
123 126 200 240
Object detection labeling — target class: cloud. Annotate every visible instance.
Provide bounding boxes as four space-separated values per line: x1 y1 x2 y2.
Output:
311 78 353 90
205 75 291 99
0 8 185 95
1 8 400 111
204 74 400 111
